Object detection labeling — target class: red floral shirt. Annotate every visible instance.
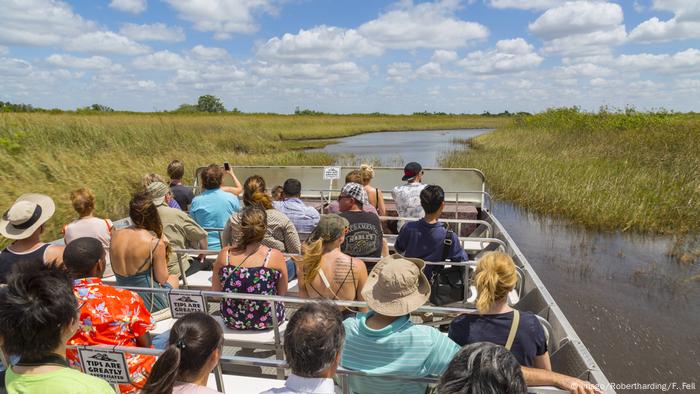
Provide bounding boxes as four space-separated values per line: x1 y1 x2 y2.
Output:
67 277 156 393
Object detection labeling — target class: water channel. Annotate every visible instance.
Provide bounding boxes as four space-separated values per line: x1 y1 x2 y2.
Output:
313 129 700 389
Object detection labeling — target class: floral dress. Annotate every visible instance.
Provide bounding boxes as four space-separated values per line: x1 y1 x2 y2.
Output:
67 277 156 394
219 247 285 330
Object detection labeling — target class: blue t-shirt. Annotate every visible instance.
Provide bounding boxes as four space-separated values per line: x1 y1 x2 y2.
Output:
189 188 241 250
394 219 468 277
448 310 548 367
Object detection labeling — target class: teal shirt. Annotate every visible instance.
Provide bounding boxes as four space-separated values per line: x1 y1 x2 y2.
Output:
189 188 241 250
341 312 461 394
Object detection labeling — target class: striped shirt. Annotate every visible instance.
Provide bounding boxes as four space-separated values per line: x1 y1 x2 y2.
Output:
341 312 460 394
223 208 301 254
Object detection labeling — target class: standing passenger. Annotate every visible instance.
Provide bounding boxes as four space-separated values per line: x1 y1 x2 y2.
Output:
359 164 386 217
167 160 195 211
62 188 113 275
190 164 241 250
391 162 426 231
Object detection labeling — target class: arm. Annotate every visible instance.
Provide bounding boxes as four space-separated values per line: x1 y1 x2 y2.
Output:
271 250 288 296
450 232 468 261
45 245 65 267
353 258 369 313
376 189 387 217
211 248 227 292
534 352 552 371
284 219 302 254
135 333 152 348
521 367 602 394
380 239 389 257
221 216 235 248
221 169 243 196
153 239 179 289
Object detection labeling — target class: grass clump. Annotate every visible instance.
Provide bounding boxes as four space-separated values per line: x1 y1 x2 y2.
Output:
0 112 507 245
440 107 700 234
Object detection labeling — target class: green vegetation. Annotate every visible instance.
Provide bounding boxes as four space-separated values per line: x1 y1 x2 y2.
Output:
440 108 700 234
0 112 508 245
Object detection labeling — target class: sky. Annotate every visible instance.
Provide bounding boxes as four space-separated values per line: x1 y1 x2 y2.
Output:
0 0 699 114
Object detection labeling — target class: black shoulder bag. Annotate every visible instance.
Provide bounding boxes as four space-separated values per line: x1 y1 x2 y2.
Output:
429 224 466 306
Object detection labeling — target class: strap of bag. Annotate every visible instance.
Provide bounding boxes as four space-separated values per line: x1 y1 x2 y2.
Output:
505 309 520 351
442 223 453 262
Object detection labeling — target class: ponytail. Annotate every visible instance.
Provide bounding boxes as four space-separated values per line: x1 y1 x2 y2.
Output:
140 345 181 394
243 175 273 210
474 252 517 314
294 239 324 283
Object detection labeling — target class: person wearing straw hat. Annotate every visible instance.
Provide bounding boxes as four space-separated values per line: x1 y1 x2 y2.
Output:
340 254 460 394
0 193 64 284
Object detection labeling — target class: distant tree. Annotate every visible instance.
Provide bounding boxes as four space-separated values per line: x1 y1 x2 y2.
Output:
174 103 199 113
197 95 225 113
90 104 114 112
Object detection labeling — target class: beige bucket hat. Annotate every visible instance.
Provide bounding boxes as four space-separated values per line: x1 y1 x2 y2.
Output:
0 194 56 240
361 254 431 316
146 181 169 206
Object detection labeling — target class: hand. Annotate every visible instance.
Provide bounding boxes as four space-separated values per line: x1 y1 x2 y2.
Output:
559 376 603 394
197 253 206 262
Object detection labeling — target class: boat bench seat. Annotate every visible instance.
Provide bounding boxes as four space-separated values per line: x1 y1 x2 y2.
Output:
152 315 287 345
104 273 299 294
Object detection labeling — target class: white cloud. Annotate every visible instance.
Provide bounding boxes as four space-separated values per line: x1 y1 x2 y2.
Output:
119 23 185 42
529 1 627 56
556 62 614 78
431 50 458 63
357 0 488 49
629 2 700 43
0 46 7 55
387 62 413 83
459 38 543 74
66 31 150 55
256 26 382 62
189 45 230 60
46 54 113 69
0 0 96 46
488 0 565 10
415 62 444 78
133 50 188 70
164 0 275 39
253 61 367 84
615 48 700 74
109 0 147 14
0 57 32 77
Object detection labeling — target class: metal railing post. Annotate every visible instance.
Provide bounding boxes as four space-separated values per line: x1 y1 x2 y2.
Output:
270 300 285 379
214 362 225 392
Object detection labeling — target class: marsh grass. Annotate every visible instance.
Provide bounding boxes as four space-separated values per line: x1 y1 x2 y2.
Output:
0 112 507 244
440 108 700 234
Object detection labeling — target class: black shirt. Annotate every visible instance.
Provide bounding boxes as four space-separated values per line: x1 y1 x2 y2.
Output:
170 183 194 211
0 244 50 284
448 310 548 367
339 211 383 258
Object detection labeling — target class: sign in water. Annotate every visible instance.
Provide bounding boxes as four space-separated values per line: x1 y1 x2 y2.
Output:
168 292 207 318
78 349 130 384
323 166 341 180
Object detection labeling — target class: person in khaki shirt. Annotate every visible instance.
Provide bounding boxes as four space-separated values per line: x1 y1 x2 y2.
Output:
147 182 208 276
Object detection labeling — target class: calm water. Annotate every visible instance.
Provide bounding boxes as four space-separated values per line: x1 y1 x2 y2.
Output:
315 129 700 388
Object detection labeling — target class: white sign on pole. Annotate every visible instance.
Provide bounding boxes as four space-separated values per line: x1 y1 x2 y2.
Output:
78 348 131 384
168 292 207 318
323 166 341 180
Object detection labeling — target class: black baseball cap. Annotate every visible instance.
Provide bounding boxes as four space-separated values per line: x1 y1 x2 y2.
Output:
402 162 422 181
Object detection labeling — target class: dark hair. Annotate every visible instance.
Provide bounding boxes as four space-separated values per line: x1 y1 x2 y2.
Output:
236 206 267 249
63 237 105 279
437 342 527 394
201 164 223 190
130 190 163 238
167 160 185 180
420 185 445 214
243 175 273 210
283 178 302 197
141 312 223 394
0 261 77 360
284 302 345 377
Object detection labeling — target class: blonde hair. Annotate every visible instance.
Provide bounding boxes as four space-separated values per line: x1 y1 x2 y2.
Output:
294 239 325 283
359 164 374 185
142 173 166 187
243 175 273 210
474 252 517 314
70 188 95 217
235 206 267 249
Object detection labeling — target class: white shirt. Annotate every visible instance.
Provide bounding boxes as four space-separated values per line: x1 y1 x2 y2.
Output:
260 374 337 394
391 182 426 230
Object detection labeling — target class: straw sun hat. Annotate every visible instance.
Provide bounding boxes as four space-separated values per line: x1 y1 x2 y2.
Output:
0 194 56 240
361 254 431 316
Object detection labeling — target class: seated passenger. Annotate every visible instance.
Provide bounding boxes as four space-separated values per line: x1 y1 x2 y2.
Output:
337 183 388 268
0 193 64 284
0 261 113 394
143 173 181 210
223 175 301 280
64 237 155 393
147 181 208 277
273 178 320 234
359 164 386 216
437 342 527 394
190 164 242 250
141 312 223 394
341 254 459 394
448 251 550 369
394 185 467 278
261 302 344 394
271 185 284 201
62 187 113 275
295 215 368 318
167 159 195 211
391 161 426 231
111 191 179 312
213 206 288 330
326 170 378 215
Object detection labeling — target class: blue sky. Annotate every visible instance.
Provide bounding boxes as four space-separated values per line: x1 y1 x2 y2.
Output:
1 0 699 113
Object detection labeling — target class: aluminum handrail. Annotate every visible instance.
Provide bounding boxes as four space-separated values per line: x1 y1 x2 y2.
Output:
376 216 493 237
60 344 568 394
317 190 492 212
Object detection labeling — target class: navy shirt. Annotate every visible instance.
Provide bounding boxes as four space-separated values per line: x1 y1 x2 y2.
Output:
170 183 194 211
448 311 548 367
394 219 468 277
